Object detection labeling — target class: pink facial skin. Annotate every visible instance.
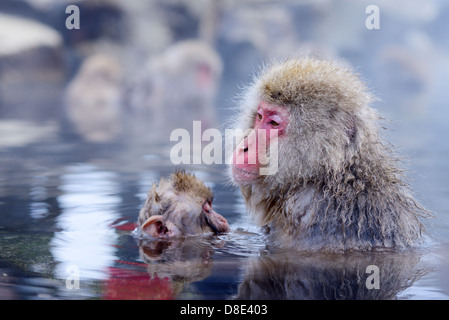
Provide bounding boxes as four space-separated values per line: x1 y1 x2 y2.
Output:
232 101 289 183
202 202 230 234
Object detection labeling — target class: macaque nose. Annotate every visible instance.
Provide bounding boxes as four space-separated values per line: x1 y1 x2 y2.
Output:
243 141 249 153
233 133 258 165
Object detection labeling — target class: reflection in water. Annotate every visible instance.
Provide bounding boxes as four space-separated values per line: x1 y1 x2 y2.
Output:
139 237 217 297
29 174 50 220
103 266 174 300
104 226 440 300
102 236 221 300
236 250 431 300
50 164 120 281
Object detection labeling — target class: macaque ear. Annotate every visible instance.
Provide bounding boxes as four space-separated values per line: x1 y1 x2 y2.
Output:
141 215 168 238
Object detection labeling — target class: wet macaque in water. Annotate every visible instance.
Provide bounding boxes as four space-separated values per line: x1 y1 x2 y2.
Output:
138 171 229 238
65 54 123 142
128 40 222 130
230 57 430 252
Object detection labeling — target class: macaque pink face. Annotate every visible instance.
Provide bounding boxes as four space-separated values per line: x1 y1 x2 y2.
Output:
141 201 230 239
232 101 289 183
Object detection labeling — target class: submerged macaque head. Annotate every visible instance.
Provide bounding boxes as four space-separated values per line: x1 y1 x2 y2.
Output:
138 171 230 239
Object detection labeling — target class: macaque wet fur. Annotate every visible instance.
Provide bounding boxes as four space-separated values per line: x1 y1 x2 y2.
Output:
229 57 431 252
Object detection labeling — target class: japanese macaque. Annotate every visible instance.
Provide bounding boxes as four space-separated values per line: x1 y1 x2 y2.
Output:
128 40 223 131
138 171 229 238
65 54 123 143
229 57 430 252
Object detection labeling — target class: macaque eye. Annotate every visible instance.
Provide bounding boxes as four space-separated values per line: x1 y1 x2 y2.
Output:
269 120 279 127
257 113 263 120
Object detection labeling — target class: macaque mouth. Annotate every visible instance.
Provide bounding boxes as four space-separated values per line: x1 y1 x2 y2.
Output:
232 165 258 176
